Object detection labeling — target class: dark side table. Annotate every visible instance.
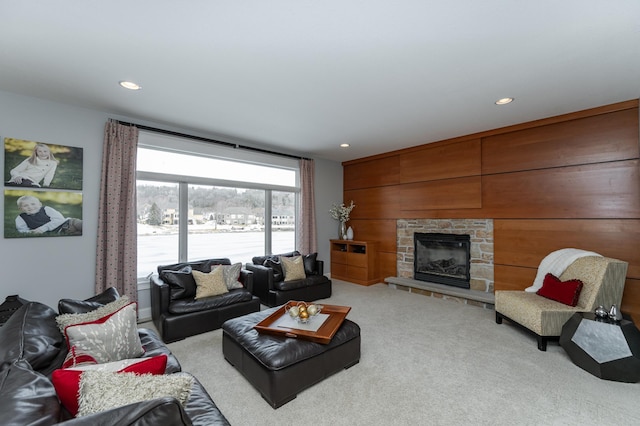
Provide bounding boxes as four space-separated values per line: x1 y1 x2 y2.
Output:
559 312 640 383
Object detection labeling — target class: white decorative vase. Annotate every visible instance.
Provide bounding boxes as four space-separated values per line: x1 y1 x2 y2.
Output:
346 226 354 240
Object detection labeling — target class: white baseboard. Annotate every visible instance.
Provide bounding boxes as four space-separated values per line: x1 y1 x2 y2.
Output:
138 307 152 323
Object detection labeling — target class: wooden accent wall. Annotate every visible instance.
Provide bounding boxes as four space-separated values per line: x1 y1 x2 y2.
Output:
342 100 640 323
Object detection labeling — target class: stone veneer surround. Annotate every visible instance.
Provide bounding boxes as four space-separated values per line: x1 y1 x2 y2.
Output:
397 219 494 293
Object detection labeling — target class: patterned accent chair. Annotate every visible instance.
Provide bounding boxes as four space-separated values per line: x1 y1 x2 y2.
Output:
495 256 628 351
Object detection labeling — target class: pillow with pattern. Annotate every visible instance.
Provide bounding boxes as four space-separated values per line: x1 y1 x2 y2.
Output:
218 263 244 290
56 296 131 333
192 267 229 299
281 255 307 281
62 302 144 365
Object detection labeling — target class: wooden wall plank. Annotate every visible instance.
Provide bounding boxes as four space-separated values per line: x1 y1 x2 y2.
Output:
494 265 537 291
344 155 399 190
482 160 640 218
400 176 482 211
482 108 639 174
379 252 398 282
400 139 481 183
494 219 640 278
345 186 400 219
347 219 397 253
341 100 639 314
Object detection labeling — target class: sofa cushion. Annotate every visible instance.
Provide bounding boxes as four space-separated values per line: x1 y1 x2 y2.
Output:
77 371 194 417
193 268 229 299
160 266 197 300
537 273 584 307
0 359 60 426
63 302 144 364
58 287 120 314
0 302 63 371
168 288 254 315
281 255 307 281
274 274 330 292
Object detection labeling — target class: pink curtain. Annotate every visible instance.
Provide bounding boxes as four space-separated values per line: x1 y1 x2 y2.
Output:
95 120 139 302
298 159 317 254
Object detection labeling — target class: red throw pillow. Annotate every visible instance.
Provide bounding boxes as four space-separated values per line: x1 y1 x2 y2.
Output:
536 273 584 306
51 354 167 417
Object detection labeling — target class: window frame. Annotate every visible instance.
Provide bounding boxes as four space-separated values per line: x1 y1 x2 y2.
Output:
136 131 301 283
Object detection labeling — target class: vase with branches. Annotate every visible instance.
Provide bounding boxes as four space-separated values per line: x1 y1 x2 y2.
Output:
329 200 355 239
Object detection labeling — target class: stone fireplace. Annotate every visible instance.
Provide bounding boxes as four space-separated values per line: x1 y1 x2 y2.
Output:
390 219 494 306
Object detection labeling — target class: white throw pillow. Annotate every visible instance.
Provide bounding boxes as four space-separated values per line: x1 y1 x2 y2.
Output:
77 371 193 417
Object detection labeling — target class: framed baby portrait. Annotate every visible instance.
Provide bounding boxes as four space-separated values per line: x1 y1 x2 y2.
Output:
4 137 83 191
4 189 83 238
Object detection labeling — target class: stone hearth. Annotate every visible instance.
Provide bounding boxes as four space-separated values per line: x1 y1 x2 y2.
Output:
387 219 494 307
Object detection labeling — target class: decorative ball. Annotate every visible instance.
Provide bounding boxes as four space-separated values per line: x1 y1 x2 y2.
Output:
288 306 299 317
307 305 318 316
299 310 309 319
298 305 307 313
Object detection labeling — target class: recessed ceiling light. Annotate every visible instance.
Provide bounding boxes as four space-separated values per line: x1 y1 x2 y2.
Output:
119 81 142 90
340 143 350 148
495 97 514 105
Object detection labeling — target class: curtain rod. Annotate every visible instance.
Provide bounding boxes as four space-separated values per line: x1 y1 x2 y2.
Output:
116 120 311 161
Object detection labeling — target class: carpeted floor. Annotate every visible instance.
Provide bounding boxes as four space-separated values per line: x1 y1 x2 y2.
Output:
155 280 640 425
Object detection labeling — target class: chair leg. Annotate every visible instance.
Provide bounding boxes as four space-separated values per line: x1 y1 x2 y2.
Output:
495 312 503 324
537 336 547 351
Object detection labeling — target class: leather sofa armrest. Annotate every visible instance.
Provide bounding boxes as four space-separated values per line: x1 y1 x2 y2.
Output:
315 260 324 276
59 397 192 426
239 269 254 293
245 263 273 303
150 275 171 321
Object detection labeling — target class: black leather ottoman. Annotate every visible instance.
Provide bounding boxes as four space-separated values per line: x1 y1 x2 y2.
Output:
222 307 361 408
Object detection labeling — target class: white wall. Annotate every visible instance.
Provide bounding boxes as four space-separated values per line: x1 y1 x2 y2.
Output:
0 90 343 314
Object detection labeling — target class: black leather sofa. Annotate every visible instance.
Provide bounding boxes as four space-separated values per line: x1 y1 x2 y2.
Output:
0 290 229 425
151 257 261 343
245 251 332 307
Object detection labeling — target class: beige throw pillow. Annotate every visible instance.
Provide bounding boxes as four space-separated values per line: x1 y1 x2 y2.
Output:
281 255 307 281
192 268 228 299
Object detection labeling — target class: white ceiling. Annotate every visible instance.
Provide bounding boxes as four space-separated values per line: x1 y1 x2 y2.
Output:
1 1 639 162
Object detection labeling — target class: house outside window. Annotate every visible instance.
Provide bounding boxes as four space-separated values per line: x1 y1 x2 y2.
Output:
136 131 299 280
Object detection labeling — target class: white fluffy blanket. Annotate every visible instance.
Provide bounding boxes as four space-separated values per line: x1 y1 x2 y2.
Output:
525 248 602 293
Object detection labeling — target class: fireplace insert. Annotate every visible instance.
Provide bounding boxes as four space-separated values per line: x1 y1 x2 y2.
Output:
414 232 471 289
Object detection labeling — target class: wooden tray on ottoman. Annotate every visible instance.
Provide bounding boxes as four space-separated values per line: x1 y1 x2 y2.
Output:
254 301 351 344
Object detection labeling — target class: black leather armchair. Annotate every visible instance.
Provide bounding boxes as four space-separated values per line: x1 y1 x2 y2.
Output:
245 251 332 307
151 258 260 343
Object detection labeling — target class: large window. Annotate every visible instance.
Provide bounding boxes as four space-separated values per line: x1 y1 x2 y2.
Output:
136 132 299 280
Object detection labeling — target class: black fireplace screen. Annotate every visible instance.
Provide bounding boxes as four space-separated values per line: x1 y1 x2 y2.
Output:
414 232 471 289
